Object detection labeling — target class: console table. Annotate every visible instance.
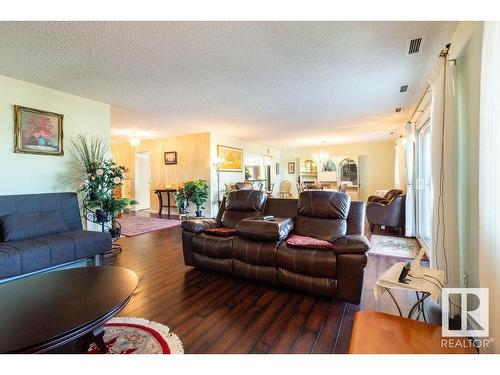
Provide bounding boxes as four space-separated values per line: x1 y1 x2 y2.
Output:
154 188 177 218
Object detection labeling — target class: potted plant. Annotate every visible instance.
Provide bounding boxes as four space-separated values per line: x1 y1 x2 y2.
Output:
173 187 189 215
183 179 209 217
99 196 138 238
67 134 138 235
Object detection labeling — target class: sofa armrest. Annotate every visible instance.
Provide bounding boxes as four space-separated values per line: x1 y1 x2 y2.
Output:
236 217 294 241
181 219 220 234
332 235 370 254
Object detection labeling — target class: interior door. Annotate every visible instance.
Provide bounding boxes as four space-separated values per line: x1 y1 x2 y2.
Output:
134 151 151 211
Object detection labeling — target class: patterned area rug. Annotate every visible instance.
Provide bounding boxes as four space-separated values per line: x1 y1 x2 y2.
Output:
117 216 180 237
368 234 423 259
88 317 184 354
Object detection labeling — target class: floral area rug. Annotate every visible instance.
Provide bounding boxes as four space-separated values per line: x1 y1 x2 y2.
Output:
368 234 424 260
88 317 184 354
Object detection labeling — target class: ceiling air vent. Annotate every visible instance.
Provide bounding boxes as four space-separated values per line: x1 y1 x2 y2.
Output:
400 85 408 92
395 107 402 113
407 37 423 55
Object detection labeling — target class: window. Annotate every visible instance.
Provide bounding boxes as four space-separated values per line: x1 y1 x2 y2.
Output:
416 119 432 248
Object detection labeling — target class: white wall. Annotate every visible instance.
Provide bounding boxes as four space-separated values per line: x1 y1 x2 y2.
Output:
0 75 111 195
450 22 483 289
210 133 281 215
280 140 395 200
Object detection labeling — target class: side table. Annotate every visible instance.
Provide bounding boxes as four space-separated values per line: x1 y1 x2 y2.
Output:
374 262 444 322
154 188 177 218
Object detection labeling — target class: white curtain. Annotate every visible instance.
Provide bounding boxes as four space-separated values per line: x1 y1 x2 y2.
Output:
404 122 416 237
428 54 460 289
478 21 500 353
394 137 407 191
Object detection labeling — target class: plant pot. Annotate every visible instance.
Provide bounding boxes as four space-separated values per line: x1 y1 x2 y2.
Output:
195 210 203 217
95 209 110 223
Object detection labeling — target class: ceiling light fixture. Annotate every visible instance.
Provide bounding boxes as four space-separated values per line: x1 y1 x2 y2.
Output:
400 85 408 92
129 138 141 147
395 107 402 113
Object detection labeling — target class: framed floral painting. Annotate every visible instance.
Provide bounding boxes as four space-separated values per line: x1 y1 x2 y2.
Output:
14 105 64 156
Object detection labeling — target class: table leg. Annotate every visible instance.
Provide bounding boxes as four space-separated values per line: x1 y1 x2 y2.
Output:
167 191 171 218
385 288 403 317
156 191 163 216
408 292 430 320
92 326 108 354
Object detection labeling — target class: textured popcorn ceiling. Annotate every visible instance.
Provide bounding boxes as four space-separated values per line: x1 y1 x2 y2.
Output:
0 21 456 147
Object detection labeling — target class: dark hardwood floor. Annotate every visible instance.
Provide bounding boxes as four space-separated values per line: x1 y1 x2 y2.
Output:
103 215 420 354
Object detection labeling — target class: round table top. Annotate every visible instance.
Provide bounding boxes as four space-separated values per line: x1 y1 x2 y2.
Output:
0 266 138 353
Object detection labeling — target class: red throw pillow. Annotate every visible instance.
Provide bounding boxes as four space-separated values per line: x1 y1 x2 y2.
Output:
204 227 236 237
286 234 334 249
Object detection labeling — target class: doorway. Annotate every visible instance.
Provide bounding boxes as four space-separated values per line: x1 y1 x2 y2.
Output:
134 151 151 211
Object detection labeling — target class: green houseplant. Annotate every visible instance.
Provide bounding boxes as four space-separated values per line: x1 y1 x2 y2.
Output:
183 179 209 217
173 187 189 215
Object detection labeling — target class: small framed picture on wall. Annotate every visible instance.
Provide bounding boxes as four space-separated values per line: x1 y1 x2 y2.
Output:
275 163 280 175
164 151 177 165
288 162 295 174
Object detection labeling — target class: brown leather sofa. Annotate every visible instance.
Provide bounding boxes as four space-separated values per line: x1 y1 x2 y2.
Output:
181 190 370 304
366 190 406 234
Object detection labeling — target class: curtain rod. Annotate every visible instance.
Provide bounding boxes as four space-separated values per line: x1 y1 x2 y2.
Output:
408 43 452 124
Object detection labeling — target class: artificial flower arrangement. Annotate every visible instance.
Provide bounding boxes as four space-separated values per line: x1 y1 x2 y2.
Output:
68 135 137 237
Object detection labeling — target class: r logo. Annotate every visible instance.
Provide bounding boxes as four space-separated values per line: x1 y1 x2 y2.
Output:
442 288 489 337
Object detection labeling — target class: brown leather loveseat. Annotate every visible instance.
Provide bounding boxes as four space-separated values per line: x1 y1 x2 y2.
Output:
181 189 370 304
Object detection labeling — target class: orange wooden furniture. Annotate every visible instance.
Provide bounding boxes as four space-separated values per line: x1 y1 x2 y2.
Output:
349 311 477 354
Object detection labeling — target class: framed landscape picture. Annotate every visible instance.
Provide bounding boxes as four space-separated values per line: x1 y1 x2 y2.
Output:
164 151 177 165
217 145 243 172
14 105 64 156
288 162 295 174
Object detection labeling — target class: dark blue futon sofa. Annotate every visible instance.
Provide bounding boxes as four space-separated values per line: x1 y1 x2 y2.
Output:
0 192 111 281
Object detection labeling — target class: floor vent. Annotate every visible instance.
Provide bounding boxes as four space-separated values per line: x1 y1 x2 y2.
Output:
400 85 408 92
407 37 423 55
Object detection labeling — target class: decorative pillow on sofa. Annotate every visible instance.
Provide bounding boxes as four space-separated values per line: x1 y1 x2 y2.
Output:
204 227 237 237
0 210 69 242
286 234 334 250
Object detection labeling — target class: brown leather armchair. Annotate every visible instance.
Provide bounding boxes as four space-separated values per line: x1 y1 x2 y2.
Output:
366 193 406 235
367 189 402 205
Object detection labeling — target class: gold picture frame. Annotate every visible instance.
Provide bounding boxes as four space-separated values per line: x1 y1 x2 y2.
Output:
217 145 243 172
14 105 64 156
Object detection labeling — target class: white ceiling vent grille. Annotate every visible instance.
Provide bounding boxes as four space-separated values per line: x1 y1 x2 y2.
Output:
406 37 423 55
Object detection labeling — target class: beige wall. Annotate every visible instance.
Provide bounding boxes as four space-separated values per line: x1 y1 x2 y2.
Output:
280 140 395 201
111 132 211 214
209 133 281 214
0 75 111 195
